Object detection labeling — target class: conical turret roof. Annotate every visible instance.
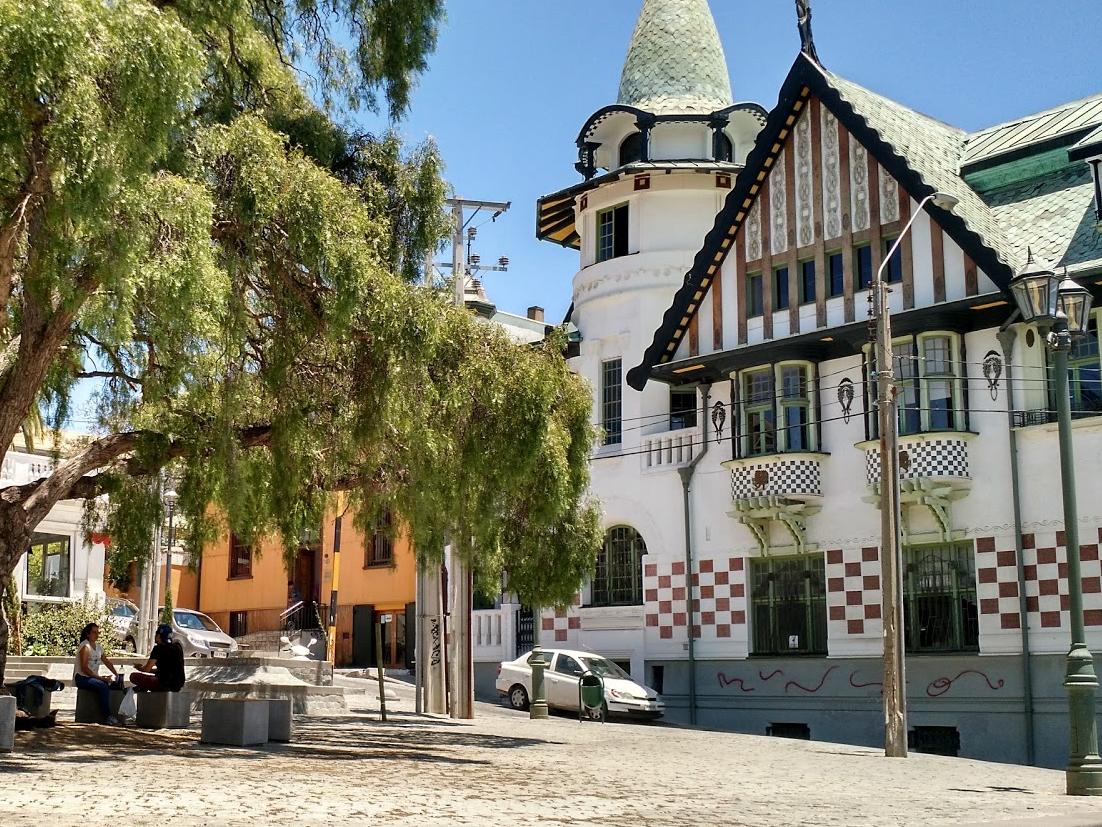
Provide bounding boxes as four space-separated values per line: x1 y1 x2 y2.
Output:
617 0 733 114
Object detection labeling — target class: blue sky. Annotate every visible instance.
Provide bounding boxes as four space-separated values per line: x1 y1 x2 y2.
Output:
355 0 1102 324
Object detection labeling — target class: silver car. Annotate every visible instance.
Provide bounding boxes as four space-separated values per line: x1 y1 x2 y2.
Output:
106 598 139 652
160 607 239 657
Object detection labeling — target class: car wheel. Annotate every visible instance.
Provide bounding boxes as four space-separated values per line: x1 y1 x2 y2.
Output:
508 684 529 711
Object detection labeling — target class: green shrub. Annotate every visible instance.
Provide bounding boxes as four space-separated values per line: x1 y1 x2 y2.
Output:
21 599 121 657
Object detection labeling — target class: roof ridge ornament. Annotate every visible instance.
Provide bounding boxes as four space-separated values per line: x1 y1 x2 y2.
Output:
796 0 821 64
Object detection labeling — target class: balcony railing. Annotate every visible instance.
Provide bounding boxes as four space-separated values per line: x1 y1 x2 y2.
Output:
1 451 55 485
472 605 521 663
640 425 701 472
862 432 971 487
726 452 825 501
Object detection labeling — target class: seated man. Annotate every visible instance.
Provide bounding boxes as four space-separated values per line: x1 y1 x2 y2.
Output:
130 624 186 693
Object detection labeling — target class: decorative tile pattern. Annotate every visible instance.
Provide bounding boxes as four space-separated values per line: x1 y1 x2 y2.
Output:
850 139 869 232
880 170 899 224
692 555 748 640
821 108 842 240
730 458 822 500
745 198 762 262
865 438 969 486
541 594 581 644
825 547 883 636
795 111 814 248
644 559 688 642
771 147 789 256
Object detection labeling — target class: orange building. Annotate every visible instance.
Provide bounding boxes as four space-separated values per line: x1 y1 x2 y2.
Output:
196 509 416 667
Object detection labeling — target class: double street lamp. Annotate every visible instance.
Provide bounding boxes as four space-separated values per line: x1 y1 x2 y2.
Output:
1009 251 1102 796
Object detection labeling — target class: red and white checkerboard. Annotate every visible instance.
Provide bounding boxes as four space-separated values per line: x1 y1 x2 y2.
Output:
826 547 883 637
691 556 748 640
976 531 1102 632
643 559 688 642
540 593 581 645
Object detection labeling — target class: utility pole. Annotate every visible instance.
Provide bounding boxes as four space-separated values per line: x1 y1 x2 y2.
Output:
326 513 343 665
444 196 510 721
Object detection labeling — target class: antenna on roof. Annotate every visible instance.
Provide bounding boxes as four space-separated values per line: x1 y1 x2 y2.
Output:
795 0 821 64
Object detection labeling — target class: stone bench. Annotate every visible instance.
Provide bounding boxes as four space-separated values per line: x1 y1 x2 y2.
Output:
266 698 292 743
136 691 191 729
4 679 57 718
200 698 269 746
75 686 127 724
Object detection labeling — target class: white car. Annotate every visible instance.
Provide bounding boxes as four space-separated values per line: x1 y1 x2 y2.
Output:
161 607 239 657
496 648 664 719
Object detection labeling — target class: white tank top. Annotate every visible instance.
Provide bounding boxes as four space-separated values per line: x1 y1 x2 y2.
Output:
75 640 103 679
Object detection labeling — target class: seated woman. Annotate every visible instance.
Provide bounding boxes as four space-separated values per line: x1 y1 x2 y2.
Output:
73 623 122 724
130 624 186 693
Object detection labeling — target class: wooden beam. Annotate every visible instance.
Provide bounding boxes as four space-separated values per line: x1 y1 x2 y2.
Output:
760 176 774 340
688 312 699 356
736 231 748 345
867 153 884 317
811 99 827 328
899 188 915 310
931 221 946 304
786 139 800 335
712 253 724 351
964 252 979 297
837 121 855 324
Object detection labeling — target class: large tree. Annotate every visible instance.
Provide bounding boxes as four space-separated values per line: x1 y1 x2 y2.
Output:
0 0 601 680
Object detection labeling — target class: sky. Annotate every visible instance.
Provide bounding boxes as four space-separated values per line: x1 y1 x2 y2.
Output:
353 0 1102 324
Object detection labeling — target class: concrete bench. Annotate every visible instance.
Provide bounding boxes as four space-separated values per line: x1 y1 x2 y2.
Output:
200 698 269 746
266 698 292 742
75 686 127 724
0 696 15 752
4 679 56 717
135 691 191 729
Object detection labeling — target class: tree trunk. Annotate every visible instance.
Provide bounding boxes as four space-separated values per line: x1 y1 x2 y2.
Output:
0 500 31 686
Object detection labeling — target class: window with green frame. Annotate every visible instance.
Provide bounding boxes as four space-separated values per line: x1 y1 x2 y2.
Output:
750 554 827 655
1047 315 1102 417
902 543 979 653
868 333 963 437
740 363 816 457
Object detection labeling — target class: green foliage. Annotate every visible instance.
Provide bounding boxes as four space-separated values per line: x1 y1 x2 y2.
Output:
21 600 120 657
161 589 174 625
0 0 601 625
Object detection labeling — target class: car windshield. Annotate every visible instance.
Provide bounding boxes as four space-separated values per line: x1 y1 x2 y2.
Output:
580 657 632 680
174 611 221 632
111 604 134 617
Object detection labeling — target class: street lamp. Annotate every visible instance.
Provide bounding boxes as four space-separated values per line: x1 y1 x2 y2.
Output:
162 483 178 625
876 190 959 758
1008 250 1102 796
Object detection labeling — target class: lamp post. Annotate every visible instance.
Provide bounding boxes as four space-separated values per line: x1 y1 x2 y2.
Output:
162 484 178 624
876 190 959 758
1009 251 1102 796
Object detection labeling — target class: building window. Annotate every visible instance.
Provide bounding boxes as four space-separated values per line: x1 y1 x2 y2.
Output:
25 533 70 598
715 132 734 162
740 362 818 457
591 526 646 607
774 266 790 310
750 553 827 655
229 611 248 638
903 543 979 653
601 358 622 446
855 244 873 290
619 133 643 166
367 511 393 567
1048 316 1102 416
597 204 629 262
799 260 816 304
869 333 964 437
229 534 253 579
669 388 698 431
827 251 844 297
883 238 903 283
747 272 764 317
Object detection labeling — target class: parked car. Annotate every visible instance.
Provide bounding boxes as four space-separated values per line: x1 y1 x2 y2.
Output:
106 598 139 652
159 607 239 657
496 648 664 719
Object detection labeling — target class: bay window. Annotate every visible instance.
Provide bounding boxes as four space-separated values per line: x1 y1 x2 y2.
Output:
1049 314 1102 416
868 332 964 436
739 362 818 457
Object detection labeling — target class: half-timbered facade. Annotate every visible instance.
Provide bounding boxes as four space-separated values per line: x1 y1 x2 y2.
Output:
536 0 1102 767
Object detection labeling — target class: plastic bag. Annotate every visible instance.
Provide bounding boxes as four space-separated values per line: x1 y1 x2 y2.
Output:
118 687 137 719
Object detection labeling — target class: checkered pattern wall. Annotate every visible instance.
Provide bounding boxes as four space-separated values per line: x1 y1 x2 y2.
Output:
864 438 970 486
730 458 822 500
825 547 884 637
644 556 749 642
541 594 581 644
975 531 1102 632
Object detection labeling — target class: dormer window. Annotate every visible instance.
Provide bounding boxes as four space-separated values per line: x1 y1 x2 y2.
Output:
619 132 644 166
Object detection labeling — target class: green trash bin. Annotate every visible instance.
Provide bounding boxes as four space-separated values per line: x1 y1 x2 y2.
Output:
578 671 605 723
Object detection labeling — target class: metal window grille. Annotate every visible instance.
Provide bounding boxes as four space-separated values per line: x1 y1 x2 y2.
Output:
601 359 622 446
368 511 393 566
750 554 827 655
591 526 646 607
903 543 979 653
229 534 252 578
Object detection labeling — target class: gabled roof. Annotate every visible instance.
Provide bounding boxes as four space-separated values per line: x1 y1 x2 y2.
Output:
964 93 1102 169
627 53 1022 391
1070 123 1102 162
618 0 733 115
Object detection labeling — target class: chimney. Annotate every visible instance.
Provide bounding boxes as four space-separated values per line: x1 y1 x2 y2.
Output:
527 306 545 322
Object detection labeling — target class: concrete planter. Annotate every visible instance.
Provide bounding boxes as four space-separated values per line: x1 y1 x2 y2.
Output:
0 695 15 752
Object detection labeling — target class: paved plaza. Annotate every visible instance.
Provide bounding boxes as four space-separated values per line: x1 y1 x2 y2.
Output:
2 684 1101 826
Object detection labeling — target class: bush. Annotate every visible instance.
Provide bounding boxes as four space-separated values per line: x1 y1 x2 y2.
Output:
20 600 121 657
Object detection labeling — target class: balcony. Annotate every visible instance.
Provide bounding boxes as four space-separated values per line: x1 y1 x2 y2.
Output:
723 452 827 554
640 425 701 472
1 451 55 485
859 432 973 541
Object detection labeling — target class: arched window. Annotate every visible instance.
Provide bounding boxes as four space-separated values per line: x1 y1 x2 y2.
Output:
715 132 734 162
619 132 644 166
591 526 647 607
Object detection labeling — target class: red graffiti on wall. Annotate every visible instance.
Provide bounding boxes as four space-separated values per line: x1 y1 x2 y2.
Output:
927 670 1005 698
716 673 755 692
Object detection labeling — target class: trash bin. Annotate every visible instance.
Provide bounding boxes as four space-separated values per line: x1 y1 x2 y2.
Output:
577 671 605 723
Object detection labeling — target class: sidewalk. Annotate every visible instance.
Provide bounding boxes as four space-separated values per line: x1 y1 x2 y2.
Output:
1 690 1100 826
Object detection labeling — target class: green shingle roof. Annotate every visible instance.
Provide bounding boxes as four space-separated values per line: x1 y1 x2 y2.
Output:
617 0 733 115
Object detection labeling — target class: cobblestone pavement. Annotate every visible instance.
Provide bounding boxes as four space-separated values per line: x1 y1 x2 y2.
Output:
2 687 1101 826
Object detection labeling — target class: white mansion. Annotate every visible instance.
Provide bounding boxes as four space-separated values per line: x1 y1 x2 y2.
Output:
534 0 1102 765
